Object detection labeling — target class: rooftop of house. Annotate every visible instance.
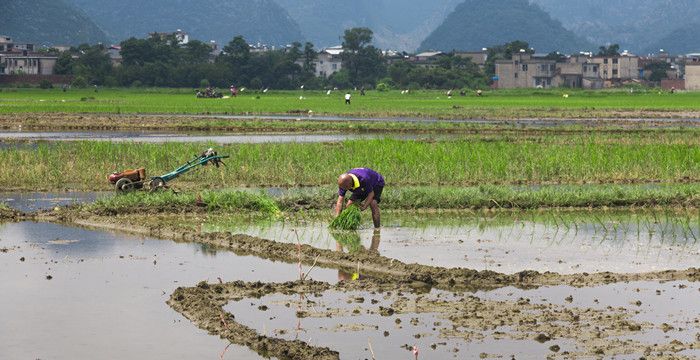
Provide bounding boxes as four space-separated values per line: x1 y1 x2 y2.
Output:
415 51 444 58
321 45 343 56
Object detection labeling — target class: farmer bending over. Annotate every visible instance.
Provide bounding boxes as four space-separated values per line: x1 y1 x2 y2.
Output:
335 168 385 228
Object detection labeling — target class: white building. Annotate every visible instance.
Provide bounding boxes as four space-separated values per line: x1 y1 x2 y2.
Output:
300 45 343 78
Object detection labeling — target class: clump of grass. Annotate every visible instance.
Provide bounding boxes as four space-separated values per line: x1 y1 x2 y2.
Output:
86 190 280 216
329 205 362 230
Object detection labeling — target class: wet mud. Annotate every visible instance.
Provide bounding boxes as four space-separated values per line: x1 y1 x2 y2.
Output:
170 277 700 359
2 113 700 133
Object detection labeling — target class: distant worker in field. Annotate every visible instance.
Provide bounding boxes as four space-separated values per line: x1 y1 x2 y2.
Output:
336 168 385 228
344 92 352 105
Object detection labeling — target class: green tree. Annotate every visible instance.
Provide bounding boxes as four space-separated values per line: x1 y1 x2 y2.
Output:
302 42 316 75
340 27 386 86
183 40 213 64
74 45 113 85
644 61 672 82
597 44 620 57
53 52 75 75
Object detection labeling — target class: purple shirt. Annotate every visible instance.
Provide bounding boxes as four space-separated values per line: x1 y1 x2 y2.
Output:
338 168 385 198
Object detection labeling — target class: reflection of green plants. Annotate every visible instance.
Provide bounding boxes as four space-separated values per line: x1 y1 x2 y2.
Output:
329 205 361 230
330 230 362 253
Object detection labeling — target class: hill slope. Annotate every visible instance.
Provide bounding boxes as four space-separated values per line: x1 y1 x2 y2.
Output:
532 0 700 53
275 0 462 51
644 23 700 55
69 0 303 46
419 0 593 53
1 0 107 45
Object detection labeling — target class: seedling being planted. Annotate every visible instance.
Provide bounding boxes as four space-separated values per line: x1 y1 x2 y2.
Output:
329 204 362 230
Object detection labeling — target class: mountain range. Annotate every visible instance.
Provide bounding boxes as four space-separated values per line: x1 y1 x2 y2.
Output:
274 0 462 51
1 0 107 46
67 0 303 46
419 0 593 53
531 0 700 54
4 0 700 54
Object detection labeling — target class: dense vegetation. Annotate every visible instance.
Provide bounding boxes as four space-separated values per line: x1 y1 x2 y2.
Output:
68 0 303 46
419 0 593 53
0 88 694 118
84 184 700 213
2 0 107 45
1 134 697 191
48 28 491 89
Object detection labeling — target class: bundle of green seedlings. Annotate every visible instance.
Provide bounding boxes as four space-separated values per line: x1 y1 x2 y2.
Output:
329 204 362 230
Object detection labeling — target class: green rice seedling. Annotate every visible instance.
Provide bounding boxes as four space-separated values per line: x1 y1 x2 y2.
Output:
329 205 362 230
86 190 279 216
4 88 700 119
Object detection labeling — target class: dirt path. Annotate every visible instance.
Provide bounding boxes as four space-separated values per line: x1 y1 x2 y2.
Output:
2 113 700 133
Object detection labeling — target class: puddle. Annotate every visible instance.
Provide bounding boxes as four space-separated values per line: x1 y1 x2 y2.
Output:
224 290 572 359
204 209 700 274
0 192 109 212
0 131 452 144
0 221 337 359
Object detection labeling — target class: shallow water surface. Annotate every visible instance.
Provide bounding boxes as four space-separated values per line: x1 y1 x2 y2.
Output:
0 130 444 144
205 210 700 274
0 221 337 359
0 191 108 212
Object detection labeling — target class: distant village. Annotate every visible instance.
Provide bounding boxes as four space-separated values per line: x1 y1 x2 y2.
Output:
1 30 699 90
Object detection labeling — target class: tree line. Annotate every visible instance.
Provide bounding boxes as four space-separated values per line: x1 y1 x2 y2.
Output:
51 28 493 90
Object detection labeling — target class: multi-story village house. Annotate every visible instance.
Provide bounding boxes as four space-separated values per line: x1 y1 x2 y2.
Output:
495 51 639 89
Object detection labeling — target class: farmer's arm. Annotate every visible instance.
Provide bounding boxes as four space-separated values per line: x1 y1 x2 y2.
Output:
335 195 345 216
360 191 375 211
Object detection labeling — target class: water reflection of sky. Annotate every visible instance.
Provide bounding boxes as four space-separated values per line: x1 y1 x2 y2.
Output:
0 131 454 144
0 192 109 212
0 221 337 360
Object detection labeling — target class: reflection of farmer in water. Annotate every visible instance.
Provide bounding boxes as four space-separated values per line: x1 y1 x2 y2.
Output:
334 229 381 281
335 168 385 229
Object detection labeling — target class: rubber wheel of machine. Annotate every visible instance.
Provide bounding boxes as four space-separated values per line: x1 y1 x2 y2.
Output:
149 177 165 192
115 178 134 193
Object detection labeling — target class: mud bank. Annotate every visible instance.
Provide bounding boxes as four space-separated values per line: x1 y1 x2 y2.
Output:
0 207 20 220
2 113 700 133
69 215 700 291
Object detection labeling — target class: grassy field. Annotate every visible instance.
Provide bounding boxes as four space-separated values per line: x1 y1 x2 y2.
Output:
82 184 700 215
0 134 697 191
1 87 699 119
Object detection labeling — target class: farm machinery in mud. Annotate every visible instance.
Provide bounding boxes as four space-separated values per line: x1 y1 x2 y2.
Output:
108 148 229 192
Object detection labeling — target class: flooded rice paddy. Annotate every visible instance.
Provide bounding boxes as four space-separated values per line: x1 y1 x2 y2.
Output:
204 210 699 274
1 192 699 358
0 221 338 359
